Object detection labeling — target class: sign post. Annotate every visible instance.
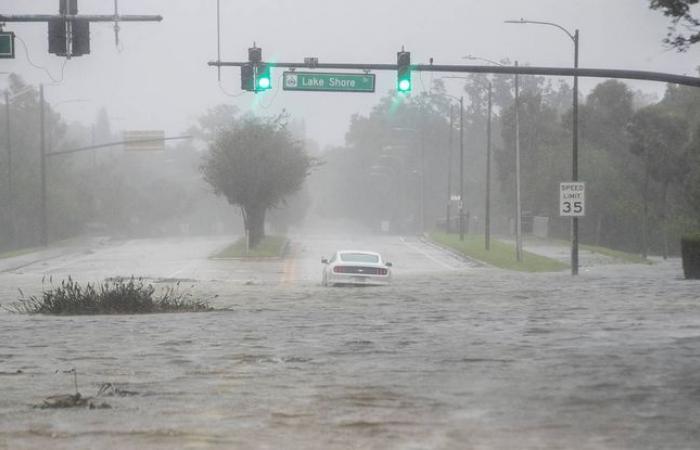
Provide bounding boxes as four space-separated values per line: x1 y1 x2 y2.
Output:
283 72 375 93
560 182 585 217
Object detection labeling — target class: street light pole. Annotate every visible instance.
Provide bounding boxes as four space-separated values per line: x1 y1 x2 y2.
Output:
459 95 465 241
460 56 517 253
3 91 14 245
505 18 580 274
485 81 492 250
447 105 453 234
514 61 523 262
572 29 580 275
39 84 47 247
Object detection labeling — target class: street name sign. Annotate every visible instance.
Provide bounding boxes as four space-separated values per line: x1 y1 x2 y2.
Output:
560 182 585 217
283 71 375 93
123 130 165 151
0 32 15 59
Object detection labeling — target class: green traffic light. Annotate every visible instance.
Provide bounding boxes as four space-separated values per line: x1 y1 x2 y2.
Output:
398 78 411 92
257 77 271 90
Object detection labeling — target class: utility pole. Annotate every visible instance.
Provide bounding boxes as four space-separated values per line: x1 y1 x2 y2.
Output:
39 84 47 247
485 81 492 251
447 105 453 234
514 61 523 262
459 96 465 241
420 105 425 234
4 91 14 245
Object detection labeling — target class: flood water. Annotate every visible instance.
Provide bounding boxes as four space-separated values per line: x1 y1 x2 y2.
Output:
1 261 700 449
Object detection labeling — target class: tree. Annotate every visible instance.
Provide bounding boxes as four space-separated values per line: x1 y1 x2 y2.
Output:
628 106 690 257
649 0 700 51
201 115 314 247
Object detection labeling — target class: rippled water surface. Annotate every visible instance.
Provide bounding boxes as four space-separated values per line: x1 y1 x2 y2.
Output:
1 262 700 449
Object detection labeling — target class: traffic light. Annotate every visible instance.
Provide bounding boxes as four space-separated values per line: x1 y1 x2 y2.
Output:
241 64 254 91
242 45 272 92
48 19 90 56
48 19 67 56
255 63 272 91
71 20 90 56
397 50 411 93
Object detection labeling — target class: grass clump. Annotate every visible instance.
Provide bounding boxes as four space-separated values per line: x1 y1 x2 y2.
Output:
214 235 288 258
430 232 569 272
8 276 211 315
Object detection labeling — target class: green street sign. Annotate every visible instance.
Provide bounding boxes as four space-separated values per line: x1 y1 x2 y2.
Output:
0 32 15 59
283 71 375 93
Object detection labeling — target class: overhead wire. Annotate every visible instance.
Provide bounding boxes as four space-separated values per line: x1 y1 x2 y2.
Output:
256 72 284 109
15 35 68 84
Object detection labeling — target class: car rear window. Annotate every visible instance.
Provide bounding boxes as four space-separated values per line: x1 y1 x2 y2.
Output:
340 253 379 263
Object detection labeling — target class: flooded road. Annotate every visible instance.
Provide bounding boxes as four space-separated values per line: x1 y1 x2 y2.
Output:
1 235 700 449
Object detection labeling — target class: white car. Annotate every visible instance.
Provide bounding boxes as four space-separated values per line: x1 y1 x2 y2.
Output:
321 250 393 286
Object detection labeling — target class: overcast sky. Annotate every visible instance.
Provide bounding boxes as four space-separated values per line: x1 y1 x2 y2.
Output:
2 0 699 148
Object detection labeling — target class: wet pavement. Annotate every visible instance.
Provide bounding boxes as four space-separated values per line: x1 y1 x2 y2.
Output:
1 234 699 449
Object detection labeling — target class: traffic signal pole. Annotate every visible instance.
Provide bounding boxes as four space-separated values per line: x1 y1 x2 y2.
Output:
0 15 163 23
209 60 700 88
0 0 162 59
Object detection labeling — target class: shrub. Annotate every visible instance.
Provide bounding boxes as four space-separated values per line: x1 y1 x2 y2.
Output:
681 233 700 280
8 277 212 315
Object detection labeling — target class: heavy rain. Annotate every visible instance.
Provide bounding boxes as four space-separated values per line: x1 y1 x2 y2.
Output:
1 1 700 449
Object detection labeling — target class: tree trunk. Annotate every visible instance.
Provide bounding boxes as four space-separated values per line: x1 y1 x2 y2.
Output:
244 205 266 249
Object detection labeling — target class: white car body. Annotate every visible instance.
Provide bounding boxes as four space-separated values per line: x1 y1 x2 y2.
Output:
321 250 392 286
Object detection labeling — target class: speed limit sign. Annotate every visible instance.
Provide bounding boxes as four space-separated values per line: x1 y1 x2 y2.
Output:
560 182 585 217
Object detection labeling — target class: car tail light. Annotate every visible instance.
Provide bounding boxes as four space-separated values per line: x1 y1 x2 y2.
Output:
333 266 345 273
378 268 388 275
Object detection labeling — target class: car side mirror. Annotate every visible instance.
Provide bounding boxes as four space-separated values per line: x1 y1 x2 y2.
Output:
321 258 328 264
385 262 393 267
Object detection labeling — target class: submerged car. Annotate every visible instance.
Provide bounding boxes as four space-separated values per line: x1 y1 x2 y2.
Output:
321 250 393 286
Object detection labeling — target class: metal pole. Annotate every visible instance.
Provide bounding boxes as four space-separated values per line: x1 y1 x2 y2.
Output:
514 62 523 262
485 81 492 250
459 96 464 241
572 29 580 275
4 91 14 245
207 59 700 88
420 108 425 235
39 84 47 246
447 105 453 234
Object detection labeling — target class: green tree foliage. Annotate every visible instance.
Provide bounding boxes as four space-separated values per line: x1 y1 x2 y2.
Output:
649 0 700 50
201 115 314 247
628 105 690 257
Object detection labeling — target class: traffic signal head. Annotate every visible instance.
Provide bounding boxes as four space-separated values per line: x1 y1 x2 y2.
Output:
397 51 411 93
241 64 254 91
48 18 90 57
255 64 272 91
59 0 78 15
248 46 262 64
71 20 90 56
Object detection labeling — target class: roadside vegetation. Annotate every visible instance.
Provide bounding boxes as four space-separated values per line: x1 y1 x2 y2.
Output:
521 235 652 264
213 235 288 258
430 232 569 272
6 277 211 315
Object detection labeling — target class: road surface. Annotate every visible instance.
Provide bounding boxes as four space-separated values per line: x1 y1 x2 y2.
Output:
1 233 699 449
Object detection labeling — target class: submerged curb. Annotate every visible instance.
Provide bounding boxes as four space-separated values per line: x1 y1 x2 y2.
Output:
419 235 493 269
